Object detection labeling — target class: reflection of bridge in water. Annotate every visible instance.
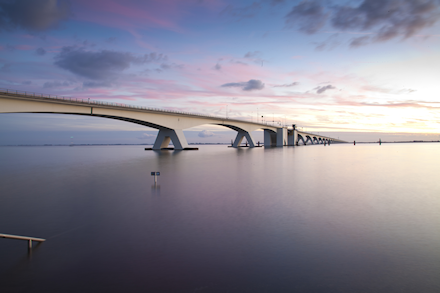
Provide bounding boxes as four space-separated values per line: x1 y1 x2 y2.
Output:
0 89 346 149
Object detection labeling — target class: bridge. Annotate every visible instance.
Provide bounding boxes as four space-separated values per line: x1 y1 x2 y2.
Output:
0 89 346 149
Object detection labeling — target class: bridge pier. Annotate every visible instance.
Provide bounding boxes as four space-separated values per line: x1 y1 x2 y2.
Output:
277 128 288 146
232 130 255 148
263 128 287 147
288 129 297 146
153 129 189 150
264 129 277 147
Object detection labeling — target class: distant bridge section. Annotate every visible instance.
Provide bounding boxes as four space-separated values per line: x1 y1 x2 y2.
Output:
0 89 346 149
293 130 344 146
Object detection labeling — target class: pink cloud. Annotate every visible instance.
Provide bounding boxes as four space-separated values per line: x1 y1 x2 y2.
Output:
74 0 186 33
15 45 33 50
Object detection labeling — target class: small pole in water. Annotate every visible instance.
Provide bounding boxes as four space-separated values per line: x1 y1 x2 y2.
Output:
151 172 160 184
354 141 356 145
379 139 381 145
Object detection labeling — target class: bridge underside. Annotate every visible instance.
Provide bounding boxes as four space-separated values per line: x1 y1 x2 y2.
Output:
0 92 346 149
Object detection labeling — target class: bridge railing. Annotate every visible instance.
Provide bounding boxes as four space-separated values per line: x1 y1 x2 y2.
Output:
0 87 281 127
0 232 45 249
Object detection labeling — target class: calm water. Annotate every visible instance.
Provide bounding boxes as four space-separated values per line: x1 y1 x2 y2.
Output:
1 143 439 293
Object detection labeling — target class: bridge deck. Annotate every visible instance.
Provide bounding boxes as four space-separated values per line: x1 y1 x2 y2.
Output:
0 88 276 129
0 88 347 147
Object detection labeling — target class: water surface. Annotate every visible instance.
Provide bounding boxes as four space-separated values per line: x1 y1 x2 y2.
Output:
1 143 439 292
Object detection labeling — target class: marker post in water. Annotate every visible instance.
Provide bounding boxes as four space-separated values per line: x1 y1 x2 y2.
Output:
151 172 160 184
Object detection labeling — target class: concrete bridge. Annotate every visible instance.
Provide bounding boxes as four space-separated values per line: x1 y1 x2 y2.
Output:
0 89 346 149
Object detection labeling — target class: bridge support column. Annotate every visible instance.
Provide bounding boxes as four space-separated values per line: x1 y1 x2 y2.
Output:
233 131 255 148
264 130 277 147
276 128 287 147
153 129 189 150
288 129 297 146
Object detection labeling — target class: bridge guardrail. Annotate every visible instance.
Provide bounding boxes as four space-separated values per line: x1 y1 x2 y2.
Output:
0 233 45 249
0 87 286 127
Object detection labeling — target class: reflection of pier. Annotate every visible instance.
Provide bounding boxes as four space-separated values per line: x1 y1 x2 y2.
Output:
0 88 346 149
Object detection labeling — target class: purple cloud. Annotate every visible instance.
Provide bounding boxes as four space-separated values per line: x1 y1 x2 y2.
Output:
285 0 440 46
221 79 265 91
315 85 336 94
0 0 71 32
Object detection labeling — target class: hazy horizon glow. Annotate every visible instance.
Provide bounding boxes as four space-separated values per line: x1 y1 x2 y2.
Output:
1 0 440 143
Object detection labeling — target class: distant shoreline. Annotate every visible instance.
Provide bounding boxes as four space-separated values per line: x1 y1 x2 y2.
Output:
0 143 231 147
354 140 440 144
1 141 439 147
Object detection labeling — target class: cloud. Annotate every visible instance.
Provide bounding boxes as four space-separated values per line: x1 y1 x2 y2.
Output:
400 88 417 94
54 47 168 81
82 81 112 88
270 0 286 6
81 40 95 47
332 0 440 42
285 0 440 46
155 62 184 73
43 80 72 88
315 85 336 94
138 133 156 140
21 80 31 85
362 86 417 94
105 37 117 43
244 51 260 58
54 46 134 80
350 36 370 48
221 2 261 21
221 79 265 91
273 82 299 87
244 51 265 65
314 34 341 51
0 0 71 32
35 47 46 56
214 63 221 70
230 60 247 65
285 0 329 34
136 52 168 63
198 130 215 138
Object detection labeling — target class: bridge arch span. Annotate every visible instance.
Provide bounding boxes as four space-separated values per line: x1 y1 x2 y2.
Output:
0 93 281 149
297 134 306 145
1 91 346 148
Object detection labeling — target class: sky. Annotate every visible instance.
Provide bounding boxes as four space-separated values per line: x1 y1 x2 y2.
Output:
1 0 440 145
